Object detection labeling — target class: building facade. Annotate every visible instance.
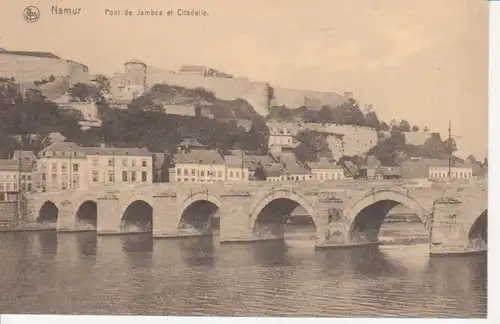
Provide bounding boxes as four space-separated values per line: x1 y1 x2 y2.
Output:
170 149 226 183
224 155 249 182
82 145 153 187
0 160 33 201
308 159 345 181
35 142 87 192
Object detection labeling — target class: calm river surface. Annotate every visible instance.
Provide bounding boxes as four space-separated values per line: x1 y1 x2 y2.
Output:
0 225 487 318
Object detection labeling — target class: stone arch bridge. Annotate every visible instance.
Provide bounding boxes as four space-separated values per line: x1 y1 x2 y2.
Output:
28 179 488 255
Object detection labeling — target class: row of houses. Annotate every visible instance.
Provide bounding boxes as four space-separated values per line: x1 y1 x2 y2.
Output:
0 137 486 201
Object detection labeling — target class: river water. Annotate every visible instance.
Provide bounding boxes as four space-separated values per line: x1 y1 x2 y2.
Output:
0 224 487 318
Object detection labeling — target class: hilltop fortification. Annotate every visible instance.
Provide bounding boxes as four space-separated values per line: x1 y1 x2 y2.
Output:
108 60 351 116
0 48 90 86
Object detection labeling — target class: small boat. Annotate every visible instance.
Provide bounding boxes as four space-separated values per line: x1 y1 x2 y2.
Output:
430 246 487 257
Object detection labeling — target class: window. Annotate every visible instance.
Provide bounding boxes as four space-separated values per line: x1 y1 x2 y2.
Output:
235 171 240 179
6 183 10 191
73 164 79 172
229 171 233 178
92 157 98 167
21 174 26 181
122 171 128 182
132 159 136 167
142 171 147 182
41 173 46 181
218 171 222 178
41 163 47 170
122 158 128 167
184 169 188 176
51 163 57 172
27 184 32 192
51 174 57 182
108 171 114 183
131 171 136 182
141 159 147 167
108 158 114 167
191 169 196 176
0 184 3 191
201 171 205 177
13 183 17 191
61 163 67 172
92 171 99 182
177 168 181 176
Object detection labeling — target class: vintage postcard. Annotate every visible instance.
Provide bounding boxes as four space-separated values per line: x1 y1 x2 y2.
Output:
0 0 488 320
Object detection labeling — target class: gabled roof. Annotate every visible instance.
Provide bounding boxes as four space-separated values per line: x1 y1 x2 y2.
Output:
40 141 85 154
224 155 245 168
12 150 36 162
173 149 224 165
0 159 33 172
307 158 342 170
82 146 152 157
178 138 206 149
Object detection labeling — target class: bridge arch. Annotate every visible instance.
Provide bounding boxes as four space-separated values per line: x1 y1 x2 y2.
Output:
74 200 98 230
467 209 487 247
344 189 428 243
249 188 318 237
120 199 153 232
177 192 223 234
37 200 59 224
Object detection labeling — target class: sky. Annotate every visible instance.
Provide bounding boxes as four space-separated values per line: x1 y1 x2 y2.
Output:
0 0 488 159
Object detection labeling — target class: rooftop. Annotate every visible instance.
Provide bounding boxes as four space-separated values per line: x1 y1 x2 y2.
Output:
82 146 152 157
178 138 206 149
174 149 224 165
0 159 33 172
307 158 342 170
224 155 244 168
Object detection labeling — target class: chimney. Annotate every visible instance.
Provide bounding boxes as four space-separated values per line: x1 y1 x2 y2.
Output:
344 92 354 100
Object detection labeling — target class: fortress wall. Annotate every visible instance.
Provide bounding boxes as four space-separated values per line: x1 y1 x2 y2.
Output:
145 73 271 115
0 53 89 85
267 121 378 157
271 87 348 109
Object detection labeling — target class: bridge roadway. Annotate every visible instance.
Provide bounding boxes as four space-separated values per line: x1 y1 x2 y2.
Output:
27 178 488 255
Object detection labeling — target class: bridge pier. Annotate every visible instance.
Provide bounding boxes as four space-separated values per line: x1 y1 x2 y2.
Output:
429 197 487 256
96 193 122 235
219 194 256 243
56 199 78 232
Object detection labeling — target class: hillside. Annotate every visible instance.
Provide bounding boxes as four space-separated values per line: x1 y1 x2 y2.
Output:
0 80 269 157
142 84 261 119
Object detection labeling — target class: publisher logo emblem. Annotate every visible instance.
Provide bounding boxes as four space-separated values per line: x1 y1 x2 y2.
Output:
23 6 40 23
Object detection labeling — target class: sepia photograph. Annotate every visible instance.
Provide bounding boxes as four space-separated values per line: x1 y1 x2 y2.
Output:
0 0 489 320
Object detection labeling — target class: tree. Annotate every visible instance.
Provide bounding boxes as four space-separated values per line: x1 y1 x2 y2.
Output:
92 75 111 94
332 99 366 126
365 111 380 129
467 154 477 164
399 119 411 132
379 122 390 131
423 126 430 132
68 83 101 102
412 125 420 132
443 137 458 153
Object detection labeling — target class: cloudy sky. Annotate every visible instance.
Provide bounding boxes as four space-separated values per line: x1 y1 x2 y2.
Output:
0 0 488 158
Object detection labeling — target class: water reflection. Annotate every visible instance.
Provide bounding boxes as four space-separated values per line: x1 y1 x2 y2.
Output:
178 236 216 268
0 231 488 318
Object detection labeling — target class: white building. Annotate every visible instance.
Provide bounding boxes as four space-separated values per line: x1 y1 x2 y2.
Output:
170 149 226 183
0 159 33 201
36 142 87 192
400 157 473 180
82 145 153 187
268 125 298 153
224 155 249 181
307 159 345 181
428 165 473 180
